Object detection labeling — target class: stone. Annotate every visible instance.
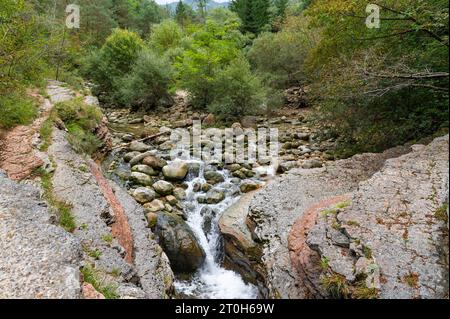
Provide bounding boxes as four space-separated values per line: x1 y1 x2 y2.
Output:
144 199 166 213
153 180 174 196
201 206 218 235
227 164 242 172
166 195 178 205
202 113 216 126
130 172 153 186
131 164 157 176
155 213 206 273
162 161 189 181
240 181 260 193
205 189 225 204
124 151 141 162
146 212 158 228
129 141 151 152
302 159 323 169
132 187 156 204
232 169 247 180
129 151 158 166
204 170 225 184
278 161 298 173
82 283 105 299
173 187 187 200
201 183 212 192
142 156 167 170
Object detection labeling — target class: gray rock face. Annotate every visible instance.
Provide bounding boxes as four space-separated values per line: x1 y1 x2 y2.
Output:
248 142 415 298
0 174 82 298
48 128 173 298
307 135 449 299
155 213 206 273
162 161 189 181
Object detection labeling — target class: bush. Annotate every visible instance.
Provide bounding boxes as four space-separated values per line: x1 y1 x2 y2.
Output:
247 29 311 88
119 49 174 109
55 98 103 155
84 29 144 104
148 19 183 53
0 92 38 129
208 58 266 119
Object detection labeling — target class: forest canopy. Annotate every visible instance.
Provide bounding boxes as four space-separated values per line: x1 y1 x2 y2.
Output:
0 0 448 157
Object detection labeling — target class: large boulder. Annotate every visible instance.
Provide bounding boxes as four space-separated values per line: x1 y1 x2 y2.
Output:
129 141 151 152
162 161 189 181
204 171 225 185
155 213 206 273
131 164 157 176
205 189 225 204
219 192 265 286
143 156 167 170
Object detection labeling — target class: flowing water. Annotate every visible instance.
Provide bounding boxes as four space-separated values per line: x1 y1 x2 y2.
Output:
174 160 259 299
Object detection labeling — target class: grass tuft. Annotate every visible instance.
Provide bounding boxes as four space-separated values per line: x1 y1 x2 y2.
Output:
80 264 119 299
0 92 38 129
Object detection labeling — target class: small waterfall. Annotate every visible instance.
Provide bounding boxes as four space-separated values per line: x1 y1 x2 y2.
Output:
174 160 259 299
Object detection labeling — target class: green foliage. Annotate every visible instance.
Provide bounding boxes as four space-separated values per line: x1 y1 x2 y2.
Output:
119 48 174 108
39 116 55 152
208 58 266 119
148 19 184 52
0 92 38 129
175 0 196 26
304 0 449 157
248 29 312 88
80 264 119 299
230 0 272 35
36 165 76 232
55 98 103 155
84 29 144 103
321 273 350 299
175 19 245 109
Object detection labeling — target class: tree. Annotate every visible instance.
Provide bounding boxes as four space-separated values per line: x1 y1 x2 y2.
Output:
209 58 266 119
230 0 271 34
196 0 209 22
175 1 195 27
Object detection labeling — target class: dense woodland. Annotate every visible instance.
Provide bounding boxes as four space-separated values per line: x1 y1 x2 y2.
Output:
0 0 448 157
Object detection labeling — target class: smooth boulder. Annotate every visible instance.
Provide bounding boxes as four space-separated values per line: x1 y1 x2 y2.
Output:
162 161 189 181
155 213 206 273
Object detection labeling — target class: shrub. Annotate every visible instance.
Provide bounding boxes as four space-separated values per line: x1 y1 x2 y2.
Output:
119 49 174 109
208 58 266 119
84 29 144 104
0 92 38 129
148 19 183 53
55 98 103 155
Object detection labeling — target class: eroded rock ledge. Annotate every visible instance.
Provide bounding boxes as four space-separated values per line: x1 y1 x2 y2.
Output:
299 135 449 299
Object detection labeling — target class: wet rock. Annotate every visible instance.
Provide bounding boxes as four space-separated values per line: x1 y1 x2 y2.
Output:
153 180 174 196
162 161 189 181
129 151 158 166
166 195 178 205
131 165 157 176
142 156 167 170
130 172 154 186
155 213 206 273
227 164 242 172
129 141 151 152
188 162 201 178
219 192 264 286
240 181 260 193
232 169 247 180
124 151 141 162
144 199 165 213
201 207 218 235
133 187 156 204
193 183 202 193
201 183 213 192
159 141 175 151
204 171 225 184
278 161 298 173
173 187 187 200
205 189 225 204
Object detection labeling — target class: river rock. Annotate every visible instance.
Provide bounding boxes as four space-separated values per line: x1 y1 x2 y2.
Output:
142 156 167 170
129 151 158 166
173 187 187 200
131 164 157 176
153 180 174 196
205 189 225 204
133 187 156 204
204 171 225 184
144 199 165 213
240 181 260 193
124 151 141 162
155 213 206 273
166 195 178 205
146 212 158 228
302 159 323 169
130 172 154 186
201 206 218 235
162 161 189 181
129 141 151 152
